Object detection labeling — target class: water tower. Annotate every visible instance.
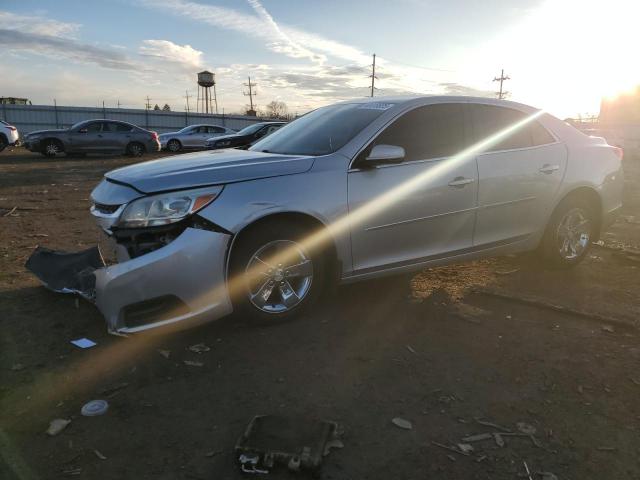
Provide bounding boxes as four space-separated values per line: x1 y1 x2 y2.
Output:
197 70 218 114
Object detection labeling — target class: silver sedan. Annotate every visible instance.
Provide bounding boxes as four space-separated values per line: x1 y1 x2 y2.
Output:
159 124 236 152
28 96 624 334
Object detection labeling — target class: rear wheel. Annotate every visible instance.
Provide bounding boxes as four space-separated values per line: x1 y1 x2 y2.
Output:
539 198 596 268
42 139 63 157
126 142 145 157
230 221 326 323
167 139 181 152
0 135 7 153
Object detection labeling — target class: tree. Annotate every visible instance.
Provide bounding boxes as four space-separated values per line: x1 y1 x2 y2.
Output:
153 104 160 111
162 103 171 111
265 100 288 119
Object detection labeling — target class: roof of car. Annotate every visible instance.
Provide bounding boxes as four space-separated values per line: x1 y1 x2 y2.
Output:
335 95 539 113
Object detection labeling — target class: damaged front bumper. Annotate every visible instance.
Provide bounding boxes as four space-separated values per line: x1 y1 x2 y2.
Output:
27 227 233 335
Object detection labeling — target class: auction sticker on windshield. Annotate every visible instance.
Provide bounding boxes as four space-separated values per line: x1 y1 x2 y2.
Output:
357 102 394 110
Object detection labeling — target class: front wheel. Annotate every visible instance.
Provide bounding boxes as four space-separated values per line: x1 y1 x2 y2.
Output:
167 139 181 152
229 222 325 323
539 198 596 268
126 142 145 157
42 139 62 157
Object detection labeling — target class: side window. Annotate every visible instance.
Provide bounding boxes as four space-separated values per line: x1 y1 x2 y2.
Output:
114 123 133 132
529 121 555 146
209 126 224 133
469 105 530 151
367 103 468 162
101 122 113 132
468 105 554 151
85 122 102 133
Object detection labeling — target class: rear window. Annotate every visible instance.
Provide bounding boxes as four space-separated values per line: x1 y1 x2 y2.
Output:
468 104 555 151
114 123 133 132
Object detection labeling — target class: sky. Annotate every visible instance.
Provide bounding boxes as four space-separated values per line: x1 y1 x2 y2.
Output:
0 0 637 118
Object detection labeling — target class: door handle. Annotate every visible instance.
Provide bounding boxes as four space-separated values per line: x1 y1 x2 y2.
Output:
97 134 103 138
539 164 560 174
448 177 475 188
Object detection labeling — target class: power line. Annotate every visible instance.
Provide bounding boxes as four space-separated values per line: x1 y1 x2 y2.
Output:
493 69 510 100
369 53 377 97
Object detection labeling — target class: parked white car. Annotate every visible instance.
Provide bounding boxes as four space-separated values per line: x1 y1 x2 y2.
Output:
0 120 20 152
159 124 236 152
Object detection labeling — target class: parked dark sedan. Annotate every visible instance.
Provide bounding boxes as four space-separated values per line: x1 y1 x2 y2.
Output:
205 121 285 150
23 120 161 157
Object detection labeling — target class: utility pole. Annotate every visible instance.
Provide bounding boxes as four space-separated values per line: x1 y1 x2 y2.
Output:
145 96 152 110
493 69 510 100
369 53 377 97
184 90 192 113
243 76 257 114
117 99 121 108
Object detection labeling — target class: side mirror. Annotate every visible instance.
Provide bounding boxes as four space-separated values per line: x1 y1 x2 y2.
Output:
359 144 405 168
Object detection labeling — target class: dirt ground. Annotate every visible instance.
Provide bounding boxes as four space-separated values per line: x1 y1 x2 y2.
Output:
1 148 639 479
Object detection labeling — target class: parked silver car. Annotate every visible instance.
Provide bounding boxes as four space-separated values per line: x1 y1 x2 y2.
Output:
159 124 236 152
29 96 623 334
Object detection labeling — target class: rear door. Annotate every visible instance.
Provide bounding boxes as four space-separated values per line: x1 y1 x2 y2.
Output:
111 122 134 151
347 103 479 273
469 104 567 247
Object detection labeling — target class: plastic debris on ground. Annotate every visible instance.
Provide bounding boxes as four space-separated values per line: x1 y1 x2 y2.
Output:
391 417 413 430
235 415 342 474
81 399 109 416
71 338 96 349
46 419 71 436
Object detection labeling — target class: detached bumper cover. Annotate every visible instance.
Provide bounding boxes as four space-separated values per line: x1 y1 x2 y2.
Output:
26 228 233 334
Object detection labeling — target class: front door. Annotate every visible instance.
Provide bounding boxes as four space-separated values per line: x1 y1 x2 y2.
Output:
70 121 107 152
468 104 567 247
347 103 478 274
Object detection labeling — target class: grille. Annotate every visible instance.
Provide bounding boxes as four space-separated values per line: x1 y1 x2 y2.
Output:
93 202 121 215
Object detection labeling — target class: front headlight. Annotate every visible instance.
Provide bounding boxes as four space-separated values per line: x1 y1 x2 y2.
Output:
117 186 223 228
217 140 231 147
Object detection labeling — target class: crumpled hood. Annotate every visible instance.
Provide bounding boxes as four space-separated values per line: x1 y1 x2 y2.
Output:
105 148 315 193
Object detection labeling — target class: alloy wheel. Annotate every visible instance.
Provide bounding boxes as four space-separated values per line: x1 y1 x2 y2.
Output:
556 207 591 260
129 143 143 156
244 240 313 314
168 140 180 152
45 142 59 156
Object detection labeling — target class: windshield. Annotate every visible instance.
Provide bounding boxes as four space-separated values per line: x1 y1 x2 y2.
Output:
236 123 264 136
250 102 394 156
178 125 196 133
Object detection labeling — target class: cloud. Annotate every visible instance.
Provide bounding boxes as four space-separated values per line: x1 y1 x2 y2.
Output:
139 39 203 68
438 82 494 97
0 11 80 37
0 29 138 70
246 0 325 63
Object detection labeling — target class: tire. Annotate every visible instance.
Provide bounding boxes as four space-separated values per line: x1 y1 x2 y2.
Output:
167 139 182 152
229 221 326 324
539 197 596 269
126 142 145 157
0 135 7 153
42 139 63 157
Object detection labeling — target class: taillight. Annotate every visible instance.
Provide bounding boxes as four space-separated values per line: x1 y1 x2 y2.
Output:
7 126 16 131
150 131 158 140
613 146 624 160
